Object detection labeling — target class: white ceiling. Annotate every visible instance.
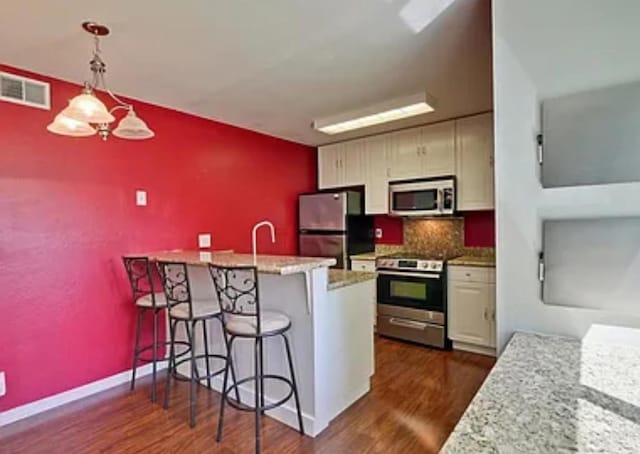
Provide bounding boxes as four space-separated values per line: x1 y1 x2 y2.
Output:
0 0 492 145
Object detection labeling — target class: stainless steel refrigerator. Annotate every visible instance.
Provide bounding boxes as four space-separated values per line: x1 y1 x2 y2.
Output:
298 191 374 269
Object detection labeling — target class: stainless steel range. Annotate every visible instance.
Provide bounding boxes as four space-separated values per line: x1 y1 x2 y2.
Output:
376 253 449 348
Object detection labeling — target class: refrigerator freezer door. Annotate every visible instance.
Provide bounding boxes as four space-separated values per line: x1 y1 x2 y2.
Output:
299 192 347 231
299 234 347 269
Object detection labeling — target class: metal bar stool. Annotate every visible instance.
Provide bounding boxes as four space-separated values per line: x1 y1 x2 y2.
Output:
157 261 240 428
208 264 304 454
122 256 191 403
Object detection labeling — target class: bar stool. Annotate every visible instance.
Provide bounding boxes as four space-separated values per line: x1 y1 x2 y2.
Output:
208 264 304 454
123 256 191 403
157 260 240 428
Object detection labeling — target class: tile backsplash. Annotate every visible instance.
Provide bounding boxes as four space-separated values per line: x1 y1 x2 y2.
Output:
375 217 494 259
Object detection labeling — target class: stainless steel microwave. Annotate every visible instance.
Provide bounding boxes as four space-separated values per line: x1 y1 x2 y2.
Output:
388 177 455 217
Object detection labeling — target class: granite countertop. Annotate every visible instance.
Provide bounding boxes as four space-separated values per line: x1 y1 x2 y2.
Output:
441 327 640 453
447 255 495 267
349 252 380 262
131 250 336 275
328 269 376 290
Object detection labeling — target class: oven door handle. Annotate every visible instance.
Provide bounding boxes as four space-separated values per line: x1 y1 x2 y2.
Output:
389 317 428 330
377 270 441 279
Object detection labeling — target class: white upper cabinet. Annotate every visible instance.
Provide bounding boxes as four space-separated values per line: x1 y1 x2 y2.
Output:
421 121 455 177
318 141 364 189
388 121 455 181
318 113 494 213
387 128 423 180
363 135 391 214
455 113 495 211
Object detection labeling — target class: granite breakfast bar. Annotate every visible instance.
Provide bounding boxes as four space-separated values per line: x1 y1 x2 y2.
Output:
137 250 376 437
441 325 640 453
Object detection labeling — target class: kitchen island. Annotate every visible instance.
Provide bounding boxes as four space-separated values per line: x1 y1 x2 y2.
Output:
137 250 376 436
441 325 640 453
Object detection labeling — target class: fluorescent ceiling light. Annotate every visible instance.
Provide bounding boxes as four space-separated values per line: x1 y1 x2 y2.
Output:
313 92 436 135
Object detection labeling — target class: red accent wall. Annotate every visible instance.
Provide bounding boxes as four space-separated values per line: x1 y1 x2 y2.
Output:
374 212 495 247
463 211 496 247
0 64 316 412
373 215 404 244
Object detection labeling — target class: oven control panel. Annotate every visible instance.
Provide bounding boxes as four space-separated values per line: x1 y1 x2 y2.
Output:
376 258 444 272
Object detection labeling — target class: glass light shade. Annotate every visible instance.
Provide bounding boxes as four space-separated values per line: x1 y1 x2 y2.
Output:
47 113 96 137
63 93 115 124
112 110 155 140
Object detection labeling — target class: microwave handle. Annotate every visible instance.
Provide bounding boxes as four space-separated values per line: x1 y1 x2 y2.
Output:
437 188 444 212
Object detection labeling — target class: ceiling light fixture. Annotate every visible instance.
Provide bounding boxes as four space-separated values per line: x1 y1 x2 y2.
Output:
47 21 154 141
313 92 436 135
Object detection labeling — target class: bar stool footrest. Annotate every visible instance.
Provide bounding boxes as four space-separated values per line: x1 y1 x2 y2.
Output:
171 353 228 382
136 340 191 363
224 374 294 412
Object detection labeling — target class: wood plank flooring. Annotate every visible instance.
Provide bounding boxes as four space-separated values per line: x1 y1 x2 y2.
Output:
0 337 494 453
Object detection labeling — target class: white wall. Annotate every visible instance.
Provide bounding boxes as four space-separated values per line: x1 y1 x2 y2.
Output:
493 0 640 351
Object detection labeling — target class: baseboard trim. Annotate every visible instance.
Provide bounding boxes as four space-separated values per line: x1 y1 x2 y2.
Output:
452 341 496 357
0 363 167 427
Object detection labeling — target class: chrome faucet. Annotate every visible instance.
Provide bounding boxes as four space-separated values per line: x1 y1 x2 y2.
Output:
252 220 276 264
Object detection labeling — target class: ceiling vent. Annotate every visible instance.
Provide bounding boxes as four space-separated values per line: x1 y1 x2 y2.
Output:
0 72 50 110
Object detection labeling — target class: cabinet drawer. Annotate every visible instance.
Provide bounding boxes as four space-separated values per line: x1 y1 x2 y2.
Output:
448 265 495 283
351 260 376 272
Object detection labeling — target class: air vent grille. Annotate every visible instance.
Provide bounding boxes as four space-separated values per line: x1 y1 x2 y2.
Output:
0 72 50 110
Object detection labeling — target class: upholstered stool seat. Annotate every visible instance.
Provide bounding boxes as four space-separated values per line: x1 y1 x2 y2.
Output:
226 311 290 336
135 292 168 308
169 299 220 320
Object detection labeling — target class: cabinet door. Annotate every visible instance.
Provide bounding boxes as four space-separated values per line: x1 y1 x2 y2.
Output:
421 121 455 177
455 113 495 210
318 144 342 189
363 136 390 214
341 139 365 187
447 281 493 346
388 128 423 180
488 283 496 348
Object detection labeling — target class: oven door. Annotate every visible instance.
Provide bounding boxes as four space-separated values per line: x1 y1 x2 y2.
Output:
377 270 444 312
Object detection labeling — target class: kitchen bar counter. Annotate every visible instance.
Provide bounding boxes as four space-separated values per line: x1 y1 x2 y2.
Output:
349 252 380 262
447 255 495 267
328 269 376 290
441 327 640 453
127 249 372 437
133 250 336 275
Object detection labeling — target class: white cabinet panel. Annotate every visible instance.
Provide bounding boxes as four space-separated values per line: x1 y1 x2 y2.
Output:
455 113 495 210
351 260 376 272
448 265 496 351
318 143 342 189
421 121 455 177
388 128 423 180
342 139 365 187
318 142 364 189
363 136 391 214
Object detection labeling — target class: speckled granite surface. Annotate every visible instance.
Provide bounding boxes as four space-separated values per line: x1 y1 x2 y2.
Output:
135 250 336 275
349 252 380 261
447 255 495 268
328 269 376 290
441 331 640 453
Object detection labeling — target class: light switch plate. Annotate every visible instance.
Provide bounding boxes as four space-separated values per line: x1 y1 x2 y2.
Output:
198 233 211 248
375 228 383 239
135 190 147 206
0 371 6 397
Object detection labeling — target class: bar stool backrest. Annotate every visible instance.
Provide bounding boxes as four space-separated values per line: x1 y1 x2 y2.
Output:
208 265 261 333
157 261 194 320
122 256 159 309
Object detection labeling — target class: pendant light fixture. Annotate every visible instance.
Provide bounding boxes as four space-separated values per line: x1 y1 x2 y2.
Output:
47 21 154 140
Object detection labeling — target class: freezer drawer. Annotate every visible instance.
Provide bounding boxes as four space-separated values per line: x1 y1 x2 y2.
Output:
299 234 346 269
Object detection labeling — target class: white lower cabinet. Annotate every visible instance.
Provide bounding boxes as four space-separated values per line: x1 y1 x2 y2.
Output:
447 265 496 356
351 259 376 272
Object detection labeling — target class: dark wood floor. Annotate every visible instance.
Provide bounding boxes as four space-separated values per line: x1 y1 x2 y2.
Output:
0 337 494 453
